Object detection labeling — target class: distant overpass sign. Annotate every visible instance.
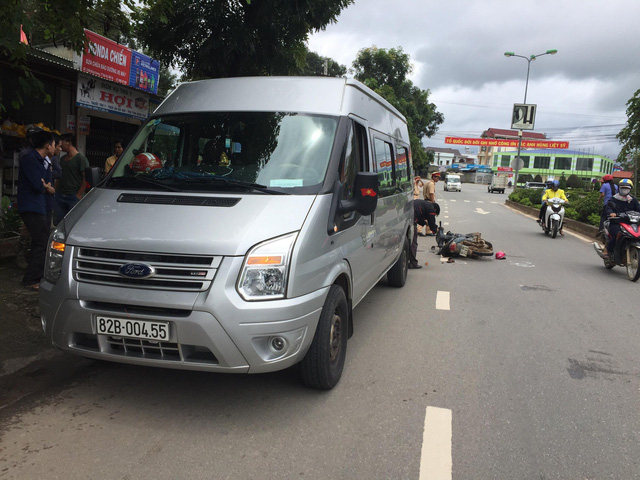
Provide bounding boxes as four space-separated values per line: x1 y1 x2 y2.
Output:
444 137 569 149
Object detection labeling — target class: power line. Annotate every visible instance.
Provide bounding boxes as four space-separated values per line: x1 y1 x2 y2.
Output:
432 99 627 120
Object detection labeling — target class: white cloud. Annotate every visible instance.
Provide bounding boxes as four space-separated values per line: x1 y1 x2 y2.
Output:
308 0 640 159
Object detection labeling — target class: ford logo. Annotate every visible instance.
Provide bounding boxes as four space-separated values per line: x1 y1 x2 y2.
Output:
119 263 155 279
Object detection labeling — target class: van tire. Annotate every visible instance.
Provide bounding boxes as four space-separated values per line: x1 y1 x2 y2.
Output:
300 285 348 390
387 235 410 287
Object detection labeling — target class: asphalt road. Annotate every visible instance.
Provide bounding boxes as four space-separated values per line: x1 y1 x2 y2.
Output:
1 183 639 479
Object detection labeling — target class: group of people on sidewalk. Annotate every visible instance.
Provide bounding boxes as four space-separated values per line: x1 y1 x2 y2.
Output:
16 130 89 290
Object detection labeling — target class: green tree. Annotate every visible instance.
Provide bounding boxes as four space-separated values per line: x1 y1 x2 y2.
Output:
134 0 354 79
566 174 583 189
617 88 640 161
302 50 347 77
559 173 567 189
157 64 178 97
0 0 137 111
351 46 444 170
519 173 533 184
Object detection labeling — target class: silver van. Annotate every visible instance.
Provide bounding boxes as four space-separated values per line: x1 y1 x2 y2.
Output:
40 77 414 389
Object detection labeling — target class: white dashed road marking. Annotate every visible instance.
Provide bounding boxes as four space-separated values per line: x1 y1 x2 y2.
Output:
436 291 450 310
419 406 453 480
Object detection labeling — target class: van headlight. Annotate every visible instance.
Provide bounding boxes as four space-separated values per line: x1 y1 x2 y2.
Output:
237 232 298 301
44 223 66 283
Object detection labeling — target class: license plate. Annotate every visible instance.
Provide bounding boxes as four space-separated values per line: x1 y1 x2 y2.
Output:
460 245 469 257
96 316 170 341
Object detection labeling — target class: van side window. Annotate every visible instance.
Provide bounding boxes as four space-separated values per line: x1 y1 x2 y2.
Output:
396 145 411 193
339 121 368 201
374 137 395 197
339 122 358 203
336 121 367 229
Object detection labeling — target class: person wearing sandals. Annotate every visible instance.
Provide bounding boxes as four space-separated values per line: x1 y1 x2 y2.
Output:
17 130 56 290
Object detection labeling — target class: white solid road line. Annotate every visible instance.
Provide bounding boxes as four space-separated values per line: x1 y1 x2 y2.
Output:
436 291 450 310
419 406 453 480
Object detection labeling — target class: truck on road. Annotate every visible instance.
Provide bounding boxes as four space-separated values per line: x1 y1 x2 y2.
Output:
488 174 508 194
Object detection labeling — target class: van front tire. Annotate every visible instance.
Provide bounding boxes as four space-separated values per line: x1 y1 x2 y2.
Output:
301 285 348 390
387 235 410 287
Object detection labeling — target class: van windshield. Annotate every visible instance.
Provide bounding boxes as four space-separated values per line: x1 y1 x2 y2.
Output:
106 112 338 194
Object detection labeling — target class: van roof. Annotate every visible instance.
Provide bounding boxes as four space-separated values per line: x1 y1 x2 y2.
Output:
156 76 406 121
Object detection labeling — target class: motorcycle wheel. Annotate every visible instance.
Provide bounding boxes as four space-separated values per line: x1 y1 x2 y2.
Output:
626 247 640 282
551 219 559 238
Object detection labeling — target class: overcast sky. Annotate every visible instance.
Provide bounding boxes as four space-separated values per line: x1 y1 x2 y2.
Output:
307 0 639 160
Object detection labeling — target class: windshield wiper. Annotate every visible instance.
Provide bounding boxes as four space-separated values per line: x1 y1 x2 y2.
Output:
107 175 181 192
183 176 289 195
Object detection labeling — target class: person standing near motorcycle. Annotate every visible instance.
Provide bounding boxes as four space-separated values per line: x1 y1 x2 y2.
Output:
602 178 640 258
410 200 440 269
538 180 569 233
413 176 425 236
598 174 618 233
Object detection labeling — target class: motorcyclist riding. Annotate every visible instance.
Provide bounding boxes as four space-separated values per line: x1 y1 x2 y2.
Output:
602 178 640 258
538 180 569 234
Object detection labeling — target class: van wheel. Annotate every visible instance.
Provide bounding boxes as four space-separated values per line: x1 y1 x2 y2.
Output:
300 285 348 390
387 235 410 287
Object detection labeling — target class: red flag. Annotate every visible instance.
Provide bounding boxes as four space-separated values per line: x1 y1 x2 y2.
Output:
361 188 377 197
20 25 28 45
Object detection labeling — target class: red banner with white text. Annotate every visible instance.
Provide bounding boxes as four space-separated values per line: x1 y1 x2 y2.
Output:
445 137 569 149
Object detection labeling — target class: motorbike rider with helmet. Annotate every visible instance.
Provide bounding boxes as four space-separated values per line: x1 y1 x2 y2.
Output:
602 178 640 258
538 180 569 234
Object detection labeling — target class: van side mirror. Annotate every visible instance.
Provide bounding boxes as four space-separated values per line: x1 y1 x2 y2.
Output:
339 172 378 216
85 167 102 189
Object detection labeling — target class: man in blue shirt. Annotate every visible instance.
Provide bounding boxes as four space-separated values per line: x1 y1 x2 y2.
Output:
599 174 618 233
17 130 56 289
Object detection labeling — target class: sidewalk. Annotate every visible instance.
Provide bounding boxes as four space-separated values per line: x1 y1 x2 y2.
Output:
0 257 53 376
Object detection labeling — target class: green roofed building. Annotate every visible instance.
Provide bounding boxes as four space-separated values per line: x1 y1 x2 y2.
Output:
492 149 615 181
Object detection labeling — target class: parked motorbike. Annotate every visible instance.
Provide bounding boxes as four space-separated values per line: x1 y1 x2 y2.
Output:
436 223 493 258
541 197 566 238
593 210 640 282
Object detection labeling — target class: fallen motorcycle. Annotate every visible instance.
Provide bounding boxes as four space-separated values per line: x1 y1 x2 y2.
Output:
593 210 640 281
435 223 494 258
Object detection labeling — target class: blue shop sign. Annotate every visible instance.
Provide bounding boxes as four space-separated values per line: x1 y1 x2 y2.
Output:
129 50 160 95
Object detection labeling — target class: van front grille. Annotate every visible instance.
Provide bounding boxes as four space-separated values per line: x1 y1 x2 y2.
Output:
71 332 218 364
74 248 221 292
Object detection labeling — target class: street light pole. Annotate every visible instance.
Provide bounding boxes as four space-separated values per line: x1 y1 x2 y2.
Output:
504 49 557 187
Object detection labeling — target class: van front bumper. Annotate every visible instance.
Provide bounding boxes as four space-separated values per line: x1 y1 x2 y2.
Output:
39 257 328 374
